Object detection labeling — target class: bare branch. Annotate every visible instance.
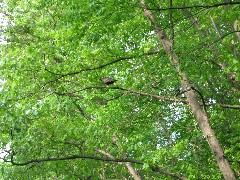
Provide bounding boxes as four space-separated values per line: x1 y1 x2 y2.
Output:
106 92 125 102
96 148 143 180
95 149 115 159
207 103 240 109
72 100 92 121
169 0 174 47
44 67 62 76
149 2 240 11
210 16 222 38
150 165 188 180
125 163 142 180
4 154 142 166
54 91 84 99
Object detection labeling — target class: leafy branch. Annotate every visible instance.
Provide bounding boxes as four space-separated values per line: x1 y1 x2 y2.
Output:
54 86 187 103
53 86 240 109
3 154 142 166
42 51 162 88
4 152 187 180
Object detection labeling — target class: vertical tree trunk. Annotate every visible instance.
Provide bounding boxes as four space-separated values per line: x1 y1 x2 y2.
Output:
140 1 236 179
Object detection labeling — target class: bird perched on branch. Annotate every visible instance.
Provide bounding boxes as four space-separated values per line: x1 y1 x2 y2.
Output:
100 77 117 85
54 57 63 63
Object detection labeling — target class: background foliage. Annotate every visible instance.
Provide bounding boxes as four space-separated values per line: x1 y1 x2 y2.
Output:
0 0 239 179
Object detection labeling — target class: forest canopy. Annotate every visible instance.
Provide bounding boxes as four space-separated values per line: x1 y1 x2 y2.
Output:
0 0 240 179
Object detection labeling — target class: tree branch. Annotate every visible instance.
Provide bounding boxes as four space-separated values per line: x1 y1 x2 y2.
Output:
54 86 187 103
42 51 161 88
71 100 93 121
150 165 188 180
4 154 142 166
95 149 143 180
210 15 222 38
149 2 240 11
207 103 240 109
5 152 187 180
169 0 174 47
53 86 240 109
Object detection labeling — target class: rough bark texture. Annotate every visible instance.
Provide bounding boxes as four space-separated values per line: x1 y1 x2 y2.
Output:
140 1 236 179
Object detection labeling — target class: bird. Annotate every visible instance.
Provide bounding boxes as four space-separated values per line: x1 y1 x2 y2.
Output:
54 57 62 63
100 77 117 85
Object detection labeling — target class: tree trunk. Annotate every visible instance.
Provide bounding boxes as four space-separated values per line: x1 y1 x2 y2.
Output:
140 1 236 179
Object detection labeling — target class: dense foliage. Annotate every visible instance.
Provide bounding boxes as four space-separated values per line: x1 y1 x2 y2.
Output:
0 0 239 179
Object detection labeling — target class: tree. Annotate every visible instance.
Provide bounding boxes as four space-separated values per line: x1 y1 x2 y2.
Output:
0 0 239 179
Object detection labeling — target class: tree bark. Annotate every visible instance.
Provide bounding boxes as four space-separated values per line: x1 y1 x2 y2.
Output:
233 20 240 41
140 1 236 179
95 148 142 180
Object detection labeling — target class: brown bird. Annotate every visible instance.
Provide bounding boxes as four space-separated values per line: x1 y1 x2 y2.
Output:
54 57 62 63
100 77 117 85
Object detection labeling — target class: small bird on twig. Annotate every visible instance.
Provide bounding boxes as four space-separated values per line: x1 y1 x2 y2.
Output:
100 77 117 85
